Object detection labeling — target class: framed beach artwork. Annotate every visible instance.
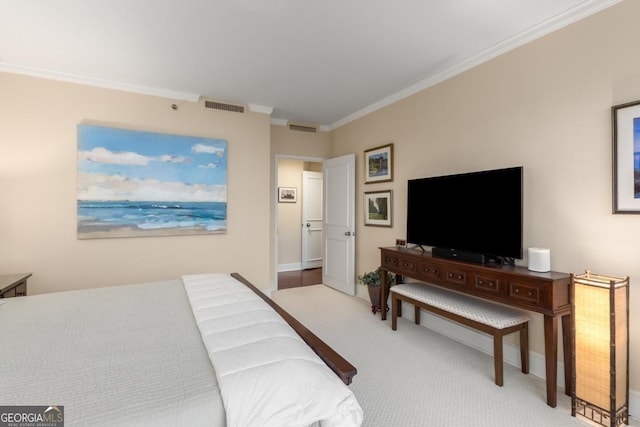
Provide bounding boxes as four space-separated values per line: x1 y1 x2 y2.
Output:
612 100 640 213
364 143 393 184
77 124 228 239
364 190 392 227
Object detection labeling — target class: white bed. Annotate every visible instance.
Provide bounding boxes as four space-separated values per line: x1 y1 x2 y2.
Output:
0 273 363 427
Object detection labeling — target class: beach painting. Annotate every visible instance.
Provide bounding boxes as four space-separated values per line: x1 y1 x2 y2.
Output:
77 124 227 239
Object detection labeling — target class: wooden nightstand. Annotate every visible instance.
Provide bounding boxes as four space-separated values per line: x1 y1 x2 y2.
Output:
0 273 31 298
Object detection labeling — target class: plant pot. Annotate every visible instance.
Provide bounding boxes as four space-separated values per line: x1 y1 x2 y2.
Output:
367 282 390 315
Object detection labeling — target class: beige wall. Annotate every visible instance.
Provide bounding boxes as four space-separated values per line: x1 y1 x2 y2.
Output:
1 72 271 293
270 125 330 159
331 1 640 393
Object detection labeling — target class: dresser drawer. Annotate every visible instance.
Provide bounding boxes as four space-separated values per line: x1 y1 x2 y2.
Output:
419 261 441 280
444 268 467 289
14 283 26 296
508 280 545 308
382 253 399 270
473 274 502 296
0 282 27 298
398 257 418 275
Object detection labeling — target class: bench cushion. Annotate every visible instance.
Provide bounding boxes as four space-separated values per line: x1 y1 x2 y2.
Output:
391 283 529 329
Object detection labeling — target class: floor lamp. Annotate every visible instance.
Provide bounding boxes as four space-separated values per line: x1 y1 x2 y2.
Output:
571 270 629 427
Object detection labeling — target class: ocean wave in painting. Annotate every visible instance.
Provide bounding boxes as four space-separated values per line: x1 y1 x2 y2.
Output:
77 200 227 236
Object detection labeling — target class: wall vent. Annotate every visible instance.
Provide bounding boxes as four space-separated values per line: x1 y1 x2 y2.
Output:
204 100 245 113
289 123 318 133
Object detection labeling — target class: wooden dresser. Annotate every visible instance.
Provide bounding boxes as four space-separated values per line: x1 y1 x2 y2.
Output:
0 273 31 298
379 247 571 407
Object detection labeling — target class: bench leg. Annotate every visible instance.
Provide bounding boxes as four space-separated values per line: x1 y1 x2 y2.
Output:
520 323 529 374
414 305 420 325
391 295 398 330
493 334 504 387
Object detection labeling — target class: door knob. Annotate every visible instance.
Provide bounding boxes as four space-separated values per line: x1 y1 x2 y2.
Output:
306 223 311 227
344 231 351 236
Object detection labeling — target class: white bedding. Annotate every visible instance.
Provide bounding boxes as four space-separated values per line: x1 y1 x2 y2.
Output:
0 280 225 426
182 273 363 427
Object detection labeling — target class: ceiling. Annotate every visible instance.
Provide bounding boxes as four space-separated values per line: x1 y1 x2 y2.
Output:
0 0 620 130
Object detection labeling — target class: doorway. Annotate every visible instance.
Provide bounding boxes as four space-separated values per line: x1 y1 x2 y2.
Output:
276 156 323 290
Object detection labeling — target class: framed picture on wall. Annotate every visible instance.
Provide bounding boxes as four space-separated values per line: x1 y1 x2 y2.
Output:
278 187 297 203
612 100 640 213
364 190 392 227
77 124 228 239
364 143 393 183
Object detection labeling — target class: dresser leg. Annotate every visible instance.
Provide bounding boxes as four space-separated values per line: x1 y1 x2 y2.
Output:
544 315 558 407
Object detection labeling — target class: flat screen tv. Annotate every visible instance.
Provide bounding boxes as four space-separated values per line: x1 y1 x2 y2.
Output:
406 166 523 263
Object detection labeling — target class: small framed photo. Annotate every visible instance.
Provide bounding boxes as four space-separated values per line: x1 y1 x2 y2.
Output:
278 187 297 203
612 100 640 213
364 190 392 227
364 143 393 184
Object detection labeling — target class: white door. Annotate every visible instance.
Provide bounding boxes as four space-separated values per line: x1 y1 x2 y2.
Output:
302 171 323 269
322 154 356 295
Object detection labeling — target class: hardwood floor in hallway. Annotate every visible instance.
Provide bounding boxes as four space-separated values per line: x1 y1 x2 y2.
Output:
277 268 322 290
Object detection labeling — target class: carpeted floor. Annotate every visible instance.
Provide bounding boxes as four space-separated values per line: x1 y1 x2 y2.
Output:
272 284 638 427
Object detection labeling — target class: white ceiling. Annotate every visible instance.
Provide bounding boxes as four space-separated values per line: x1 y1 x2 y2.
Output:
0 0 620 129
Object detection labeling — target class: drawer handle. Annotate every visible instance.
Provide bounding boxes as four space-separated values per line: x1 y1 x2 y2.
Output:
514 289 520 294
528 291 534 297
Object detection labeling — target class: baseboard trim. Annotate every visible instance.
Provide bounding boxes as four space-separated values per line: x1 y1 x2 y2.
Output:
277 263 302 272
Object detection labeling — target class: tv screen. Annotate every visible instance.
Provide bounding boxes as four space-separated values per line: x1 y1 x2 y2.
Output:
406 166 523 261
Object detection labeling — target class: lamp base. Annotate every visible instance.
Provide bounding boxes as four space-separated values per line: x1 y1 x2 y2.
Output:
572 397 628 427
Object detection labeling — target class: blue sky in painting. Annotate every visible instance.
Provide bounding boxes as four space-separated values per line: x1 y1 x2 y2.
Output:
77 125 227 202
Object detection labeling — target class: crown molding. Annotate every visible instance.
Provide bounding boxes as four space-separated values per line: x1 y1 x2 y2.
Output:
0 62 201 102
328 0 622 131
270 118 288 126
248 103 274 115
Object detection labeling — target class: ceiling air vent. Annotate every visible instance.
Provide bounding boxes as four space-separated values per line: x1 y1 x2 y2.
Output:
289 123 317 133
204 100 245 113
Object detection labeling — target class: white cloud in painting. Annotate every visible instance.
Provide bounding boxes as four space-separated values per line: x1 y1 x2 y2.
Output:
79 147 151 165
193 144 224 156
80 147 197 165
158 155 192 163
199 162 219 169
77 173 226 202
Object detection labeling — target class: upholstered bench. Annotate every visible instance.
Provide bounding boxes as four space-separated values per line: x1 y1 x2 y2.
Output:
390 282 530 386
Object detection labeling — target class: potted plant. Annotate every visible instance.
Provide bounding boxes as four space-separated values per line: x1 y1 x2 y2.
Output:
358 267 395 315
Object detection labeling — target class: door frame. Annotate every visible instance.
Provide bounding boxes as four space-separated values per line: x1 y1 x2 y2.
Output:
273 154 325 293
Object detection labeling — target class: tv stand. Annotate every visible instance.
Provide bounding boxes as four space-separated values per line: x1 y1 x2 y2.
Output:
379 246 571 408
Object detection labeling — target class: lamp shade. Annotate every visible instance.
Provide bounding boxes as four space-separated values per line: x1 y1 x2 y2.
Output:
571 271 629 427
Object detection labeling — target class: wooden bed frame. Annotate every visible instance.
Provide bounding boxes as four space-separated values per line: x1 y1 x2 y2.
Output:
231 273 357 385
